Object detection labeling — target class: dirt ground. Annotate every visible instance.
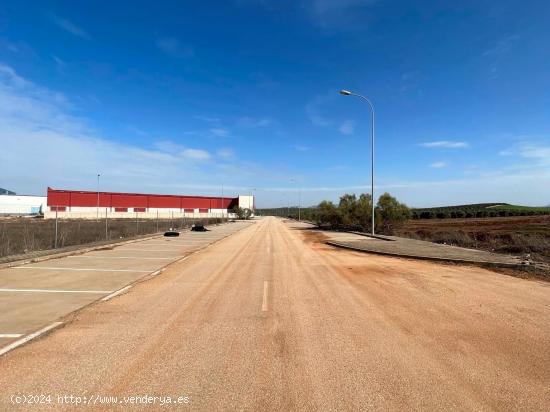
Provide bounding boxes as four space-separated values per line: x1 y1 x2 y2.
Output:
1 217 549 411
396 215 550 263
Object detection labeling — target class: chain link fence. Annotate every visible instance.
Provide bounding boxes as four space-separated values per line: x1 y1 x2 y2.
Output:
0 211 226 258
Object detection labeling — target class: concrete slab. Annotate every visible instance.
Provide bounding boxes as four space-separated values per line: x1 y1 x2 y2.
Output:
325 233 524 267
0 220 254 352
0 293 101 334
0 269 147 290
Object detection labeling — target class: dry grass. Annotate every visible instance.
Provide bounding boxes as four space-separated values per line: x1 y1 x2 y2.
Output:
0 216 223 258
395 215 550 264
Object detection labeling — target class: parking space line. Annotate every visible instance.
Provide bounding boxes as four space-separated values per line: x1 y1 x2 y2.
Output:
0 322 63 357
117 249 188 252
0 334 23 338
66 256 175 260
12 267 150 273
132 245 199 248
101 285 132 301
0 288 112 294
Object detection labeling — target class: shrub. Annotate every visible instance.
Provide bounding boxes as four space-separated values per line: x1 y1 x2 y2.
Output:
376 192 411 234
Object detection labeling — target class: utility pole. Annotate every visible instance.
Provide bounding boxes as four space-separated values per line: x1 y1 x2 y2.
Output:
96 174 101 221
339 89 376 235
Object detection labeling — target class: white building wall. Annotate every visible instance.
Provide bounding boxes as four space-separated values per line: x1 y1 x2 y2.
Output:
238 195 255 210
44 206 235 220
0 195 47 215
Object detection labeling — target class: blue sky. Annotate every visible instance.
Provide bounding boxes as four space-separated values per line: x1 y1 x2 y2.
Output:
1 1 549 207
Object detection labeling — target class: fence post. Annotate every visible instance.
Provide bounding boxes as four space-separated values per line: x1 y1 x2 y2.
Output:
105 208 108 240
54 207 58 249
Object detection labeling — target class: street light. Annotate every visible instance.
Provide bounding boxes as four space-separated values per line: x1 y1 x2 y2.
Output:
96 173 101 221
339 89 375 235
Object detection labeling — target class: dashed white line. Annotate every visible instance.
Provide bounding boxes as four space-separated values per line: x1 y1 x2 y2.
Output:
262 281 269 312
0 288 112 294
101 285 132 301
12 267 150 273
0 322 63 357
0 334 23 338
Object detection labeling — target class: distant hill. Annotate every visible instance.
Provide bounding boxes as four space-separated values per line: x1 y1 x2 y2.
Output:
0 188 16 195
411 203 550 219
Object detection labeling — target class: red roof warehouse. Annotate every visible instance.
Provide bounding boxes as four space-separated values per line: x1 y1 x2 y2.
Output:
44 187 256 219
47 187 239 210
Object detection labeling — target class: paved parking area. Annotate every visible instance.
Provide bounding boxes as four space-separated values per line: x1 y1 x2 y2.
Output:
0 221 253 351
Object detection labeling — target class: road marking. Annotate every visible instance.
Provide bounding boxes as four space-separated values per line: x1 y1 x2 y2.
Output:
67 256 175 260
149 269 162 277
118 248 188 252
0 334 23 338
153 243 212 246
262 281 269 312
0 322 63 357
0 288 112 294
12 267 150 273
101 285 132 301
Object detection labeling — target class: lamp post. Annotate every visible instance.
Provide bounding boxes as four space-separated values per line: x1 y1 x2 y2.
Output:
339 89 375 235
290 179 301 221
96 173 101 221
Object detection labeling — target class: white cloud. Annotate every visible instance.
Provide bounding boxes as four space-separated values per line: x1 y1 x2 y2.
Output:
339 120 355 135
195 115 220 123
210 128 229 137
483 34 520 58
0 64 230 195
181 148 211 160
217 148 235 159
156 37 193 58
499 143 550 170
305 94 332 127
50 14 90 39
294 144 310 152
429 161 447 168
237 116 272 128
420 140 469 149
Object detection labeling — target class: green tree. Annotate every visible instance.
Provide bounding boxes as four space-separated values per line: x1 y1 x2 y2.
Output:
231 206 245 219
356 193 373 230
316 200 340 228
338 194 358 226
376 192 411 233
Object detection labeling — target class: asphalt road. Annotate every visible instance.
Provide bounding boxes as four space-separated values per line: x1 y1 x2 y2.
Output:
0 217 549 411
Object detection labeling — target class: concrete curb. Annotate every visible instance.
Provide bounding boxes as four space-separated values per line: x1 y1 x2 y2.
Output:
326 240 534 272
347 231 395 241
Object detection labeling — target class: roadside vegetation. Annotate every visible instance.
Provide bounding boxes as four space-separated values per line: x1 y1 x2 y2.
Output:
259 198 550 264
230 206 254 220
411 203 550 219
259 192 411 234
396 215 550 264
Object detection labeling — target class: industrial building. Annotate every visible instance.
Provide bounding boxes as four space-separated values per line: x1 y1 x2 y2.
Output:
45 187 254 219
0 193 47 216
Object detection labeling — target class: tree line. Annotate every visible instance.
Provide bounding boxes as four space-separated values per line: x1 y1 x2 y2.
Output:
259 192 411 234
